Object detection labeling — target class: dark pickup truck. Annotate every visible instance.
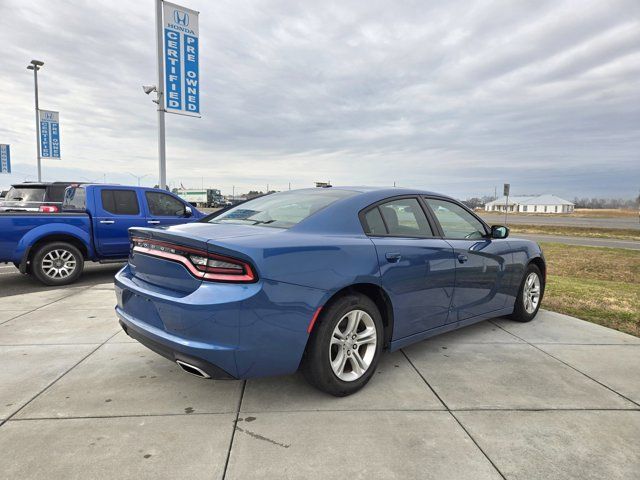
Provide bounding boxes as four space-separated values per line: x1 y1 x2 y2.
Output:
0 184 204 285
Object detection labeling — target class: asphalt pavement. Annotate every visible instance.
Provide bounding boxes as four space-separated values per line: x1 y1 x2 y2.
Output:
0 285 638 479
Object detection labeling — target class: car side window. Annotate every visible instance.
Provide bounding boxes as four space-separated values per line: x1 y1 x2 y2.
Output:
363 208 387 235
364 198 432 237
146 192 185 217
425 198 486 239
101 190 140 215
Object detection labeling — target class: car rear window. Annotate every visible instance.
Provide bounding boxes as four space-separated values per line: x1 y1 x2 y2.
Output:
4 187 46 202
208 189 357 228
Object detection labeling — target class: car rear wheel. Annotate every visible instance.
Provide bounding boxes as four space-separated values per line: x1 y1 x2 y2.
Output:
302 294 383 396
32 242 84 286
509 264 544 322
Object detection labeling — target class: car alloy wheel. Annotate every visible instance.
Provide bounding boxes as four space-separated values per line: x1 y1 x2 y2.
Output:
522 271 541 314
329 309 377 381
41 249 77 280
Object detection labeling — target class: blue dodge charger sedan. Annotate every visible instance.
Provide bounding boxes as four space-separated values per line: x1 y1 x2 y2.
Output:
115 187 545 396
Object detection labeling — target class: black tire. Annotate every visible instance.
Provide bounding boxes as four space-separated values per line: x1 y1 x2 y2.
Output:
32 242 84 286
302 293 384 396
509 263 544 322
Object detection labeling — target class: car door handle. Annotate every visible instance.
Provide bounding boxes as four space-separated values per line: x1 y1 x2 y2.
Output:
147 220 161 225
385 252 402 263
457 254 469 264
99 220 115 224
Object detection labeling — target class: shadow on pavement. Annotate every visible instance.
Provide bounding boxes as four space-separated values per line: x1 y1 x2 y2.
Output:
0 263 123 297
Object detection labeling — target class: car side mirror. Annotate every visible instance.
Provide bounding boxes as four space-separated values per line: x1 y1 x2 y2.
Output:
183 206 193 217
491 225 509 239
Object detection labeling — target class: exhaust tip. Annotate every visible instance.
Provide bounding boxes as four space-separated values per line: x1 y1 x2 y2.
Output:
176 360 211 379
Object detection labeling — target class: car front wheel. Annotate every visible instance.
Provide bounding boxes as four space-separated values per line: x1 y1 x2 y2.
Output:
302 294 383 396
510 264 544 322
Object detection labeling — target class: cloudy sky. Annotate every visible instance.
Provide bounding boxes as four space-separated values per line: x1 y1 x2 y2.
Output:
0 0 638 198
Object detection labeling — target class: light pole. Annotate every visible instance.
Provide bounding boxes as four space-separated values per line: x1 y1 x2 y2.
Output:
26 59 44 182
141 0 167 190
155 0 167 190
128 172 150 186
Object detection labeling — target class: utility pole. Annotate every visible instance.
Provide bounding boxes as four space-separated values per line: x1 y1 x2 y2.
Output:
155 0 167 190
232 185 235 200
288 182 291 191
503 183 510 226
26 59 44 181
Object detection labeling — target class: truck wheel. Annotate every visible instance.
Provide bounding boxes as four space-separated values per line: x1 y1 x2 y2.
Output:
32 242 84 286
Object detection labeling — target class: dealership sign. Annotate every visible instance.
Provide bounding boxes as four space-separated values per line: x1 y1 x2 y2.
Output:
0 144 10 174
163 1 200 116
39 110 61 159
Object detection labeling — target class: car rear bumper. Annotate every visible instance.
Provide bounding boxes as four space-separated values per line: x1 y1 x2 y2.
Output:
114 264 326 379
117 312 236 379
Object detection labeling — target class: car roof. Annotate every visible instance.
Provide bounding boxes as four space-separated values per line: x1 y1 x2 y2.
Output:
11 183 51 188
11 182 83 188
298 185 442 195
288 186 460 235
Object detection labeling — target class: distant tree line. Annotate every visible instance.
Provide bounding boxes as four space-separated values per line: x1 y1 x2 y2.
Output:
572 197 639 209
462 196 495 209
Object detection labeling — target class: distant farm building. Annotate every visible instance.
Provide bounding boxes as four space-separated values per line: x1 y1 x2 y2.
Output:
485 195 575 214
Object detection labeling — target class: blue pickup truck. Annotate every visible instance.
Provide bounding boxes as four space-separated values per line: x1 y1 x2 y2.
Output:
0 184 204 285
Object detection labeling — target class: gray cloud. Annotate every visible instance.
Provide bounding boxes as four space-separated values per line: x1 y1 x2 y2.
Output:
0 0 638 198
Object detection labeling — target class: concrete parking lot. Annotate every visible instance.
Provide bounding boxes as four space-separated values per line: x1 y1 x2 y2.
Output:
1 284 639 480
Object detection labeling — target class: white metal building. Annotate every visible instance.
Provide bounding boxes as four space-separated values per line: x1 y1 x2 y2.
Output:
484 194 575 214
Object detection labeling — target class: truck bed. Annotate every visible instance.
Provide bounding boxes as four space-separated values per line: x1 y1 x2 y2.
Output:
0 212 91 265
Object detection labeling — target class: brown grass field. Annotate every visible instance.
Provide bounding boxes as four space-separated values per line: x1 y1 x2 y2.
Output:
509 224 640 241
477 208 638 219
572 208 638 218
539 242 640 337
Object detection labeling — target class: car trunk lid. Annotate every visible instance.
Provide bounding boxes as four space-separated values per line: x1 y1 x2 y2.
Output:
127 223 272 293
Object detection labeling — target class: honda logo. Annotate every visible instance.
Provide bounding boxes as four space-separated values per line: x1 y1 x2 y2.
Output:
173 10 189 26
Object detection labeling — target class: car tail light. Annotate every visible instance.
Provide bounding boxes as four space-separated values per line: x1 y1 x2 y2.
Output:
39 205 59 213
131 237 256 283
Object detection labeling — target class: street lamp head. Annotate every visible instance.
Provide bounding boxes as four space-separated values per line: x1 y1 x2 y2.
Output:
27 59 44 71
142 85 157 95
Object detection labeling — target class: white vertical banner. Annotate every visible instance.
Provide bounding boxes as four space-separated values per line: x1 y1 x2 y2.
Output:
163 1 200 117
